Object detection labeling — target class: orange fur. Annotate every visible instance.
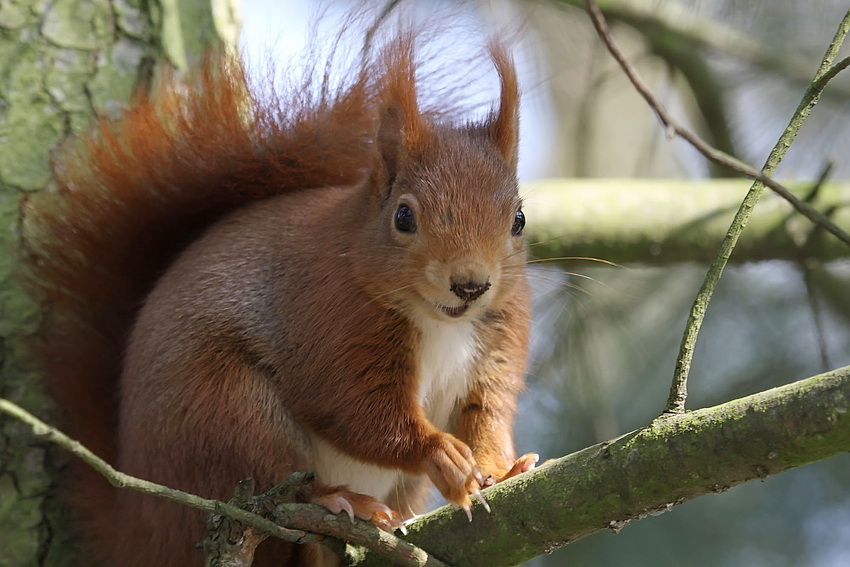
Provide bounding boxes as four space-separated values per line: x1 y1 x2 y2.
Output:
24 25 530 567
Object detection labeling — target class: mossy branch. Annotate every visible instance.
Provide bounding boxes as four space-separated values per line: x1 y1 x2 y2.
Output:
6 366 848 567
354 365 850 567
522 179 850 265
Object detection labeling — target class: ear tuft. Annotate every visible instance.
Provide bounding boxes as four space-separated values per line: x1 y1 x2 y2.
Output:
488 41 519 169
374 32 425 190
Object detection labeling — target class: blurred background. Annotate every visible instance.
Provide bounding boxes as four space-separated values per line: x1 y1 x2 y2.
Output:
239 1 850 565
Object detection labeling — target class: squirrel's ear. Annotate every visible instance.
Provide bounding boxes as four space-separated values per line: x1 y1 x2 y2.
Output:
376 104 404 189
488 42 519 169
374 33 424 191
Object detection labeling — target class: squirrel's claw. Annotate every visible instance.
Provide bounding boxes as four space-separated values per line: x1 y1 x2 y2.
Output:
462 502 473 522
373 509 407 534
472 489 490 513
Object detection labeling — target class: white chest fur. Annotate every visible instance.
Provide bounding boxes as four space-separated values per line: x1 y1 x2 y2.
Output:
310 317 479 501
415 317 479 430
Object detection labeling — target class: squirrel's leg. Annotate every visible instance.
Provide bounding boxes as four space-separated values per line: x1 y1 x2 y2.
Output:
117 350 318 566
295 323 485 518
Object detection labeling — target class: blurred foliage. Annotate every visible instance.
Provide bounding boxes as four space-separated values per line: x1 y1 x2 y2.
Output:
525 0 850 179
517 1 850 564
521 261 850 566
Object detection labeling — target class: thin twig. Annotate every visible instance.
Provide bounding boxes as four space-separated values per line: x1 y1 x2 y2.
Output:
801 263 832 371
0 398 311 542
811 55 850 93
361 0 403 66
0 397 440 567
584 0 850 413
584 0 850 250
665 9 850 413
795 163 836 372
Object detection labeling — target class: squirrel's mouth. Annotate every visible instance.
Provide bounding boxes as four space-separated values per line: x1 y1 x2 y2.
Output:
438 303 470 318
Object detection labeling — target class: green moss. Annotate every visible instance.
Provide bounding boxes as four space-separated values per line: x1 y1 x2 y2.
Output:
0 0 31 29
41 0 112 50
114 0 151 40
0 39 63 189
44 48 99 116
88 37 150 116
0 474 40 566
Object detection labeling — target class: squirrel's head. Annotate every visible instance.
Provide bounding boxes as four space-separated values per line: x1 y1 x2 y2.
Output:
355 40 525 323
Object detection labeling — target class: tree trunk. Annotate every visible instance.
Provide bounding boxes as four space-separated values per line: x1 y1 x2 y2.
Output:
0 1 235 565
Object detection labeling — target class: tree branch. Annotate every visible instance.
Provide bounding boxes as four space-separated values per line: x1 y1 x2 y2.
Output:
6 369 849 567
0 399 311 541
274 505 446 567
555 0 850 102
354 365 850 566
523 179 850 265
0 399 441 567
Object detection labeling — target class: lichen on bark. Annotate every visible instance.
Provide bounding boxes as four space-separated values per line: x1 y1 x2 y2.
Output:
0 1 238 565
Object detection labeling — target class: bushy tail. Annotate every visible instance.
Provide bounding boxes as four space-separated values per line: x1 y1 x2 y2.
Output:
21 41 385 535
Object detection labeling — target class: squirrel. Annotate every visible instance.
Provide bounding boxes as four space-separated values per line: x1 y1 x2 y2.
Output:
23 22 537 567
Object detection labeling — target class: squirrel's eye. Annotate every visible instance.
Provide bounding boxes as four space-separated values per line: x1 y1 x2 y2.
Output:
511 209 525 236
395 204 416 233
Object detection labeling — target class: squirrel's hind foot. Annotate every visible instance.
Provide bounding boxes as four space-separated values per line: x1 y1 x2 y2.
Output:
312 486 406 534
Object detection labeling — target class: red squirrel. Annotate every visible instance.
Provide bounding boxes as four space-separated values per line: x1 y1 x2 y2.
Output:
24 24 535 567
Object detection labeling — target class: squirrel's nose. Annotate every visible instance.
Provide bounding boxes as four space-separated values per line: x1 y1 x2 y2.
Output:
450 278 491 303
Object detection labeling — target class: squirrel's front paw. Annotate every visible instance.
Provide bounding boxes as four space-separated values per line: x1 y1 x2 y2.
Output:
424 433 486 520
481 452 540 487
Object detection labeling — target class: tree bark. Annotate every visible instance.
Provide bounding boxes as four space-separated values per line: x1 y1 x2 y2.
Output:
0 1 235 565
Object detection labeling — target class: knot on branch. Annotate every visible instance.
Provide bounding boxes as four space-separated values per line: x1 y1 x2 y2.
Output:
202 472 318 567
